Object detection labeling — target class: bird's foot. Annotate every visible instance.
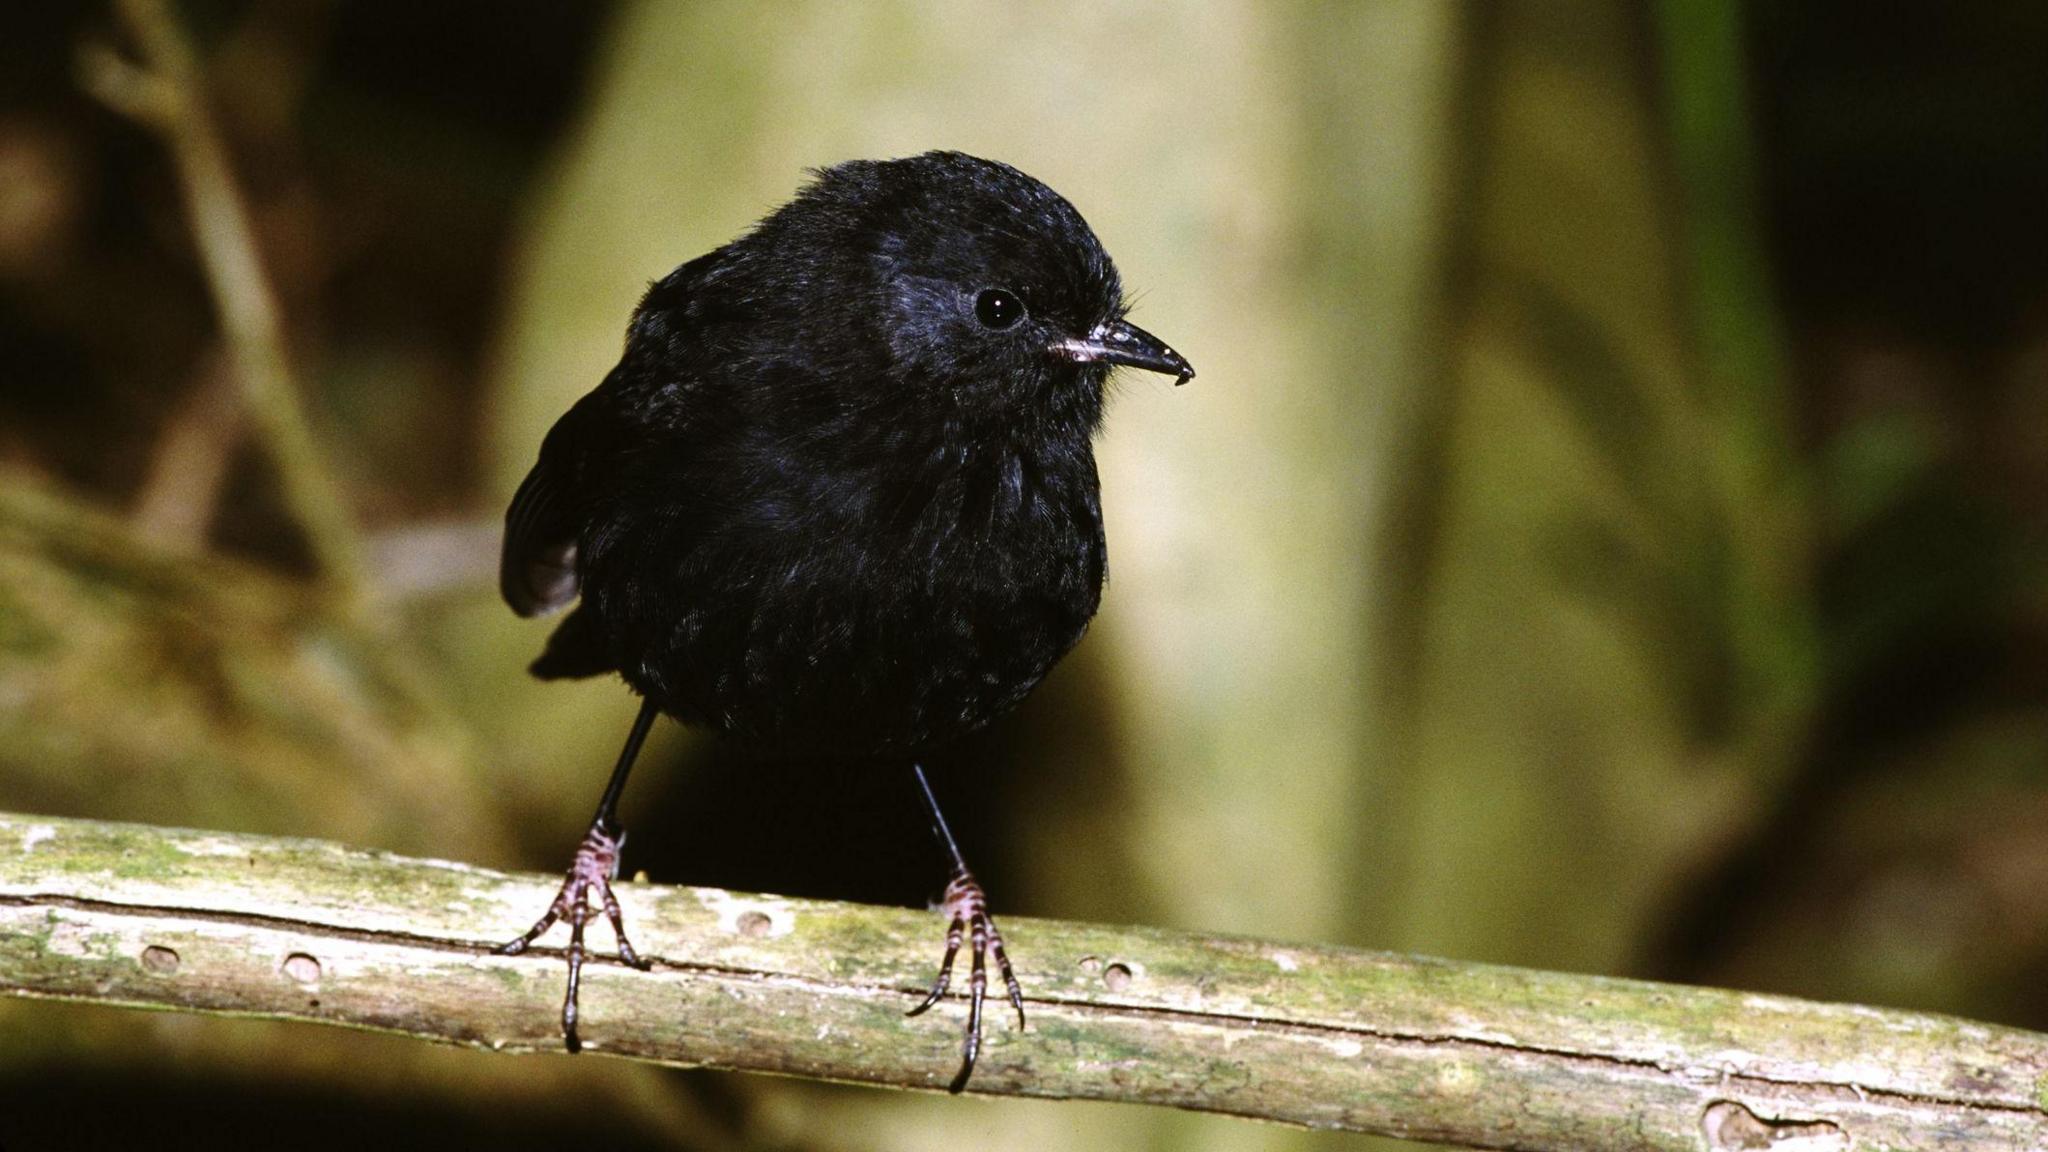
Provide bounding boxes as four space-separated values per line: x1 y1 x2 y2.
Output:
907 866 1024 1093
496 819 650 1053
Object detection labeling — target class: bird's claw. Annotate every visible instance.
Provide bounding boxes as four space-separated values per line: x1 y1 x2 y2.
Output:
907 867 1023 1093
496 820 647 1053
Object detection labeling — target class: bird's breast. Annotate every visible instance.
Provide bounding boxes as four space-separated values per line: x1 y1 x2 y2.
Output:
671 438 1103 751
889 437 1101 589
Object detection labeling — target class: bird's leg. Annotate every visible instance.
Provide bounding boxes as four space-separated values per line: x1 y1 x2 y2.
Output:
496 697 659 1053
905 762 1024 1093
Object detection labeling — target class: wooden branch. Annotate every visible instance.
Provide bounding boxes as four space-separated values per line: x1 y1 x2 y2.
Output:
78 0 370 603
0 813 2042 1150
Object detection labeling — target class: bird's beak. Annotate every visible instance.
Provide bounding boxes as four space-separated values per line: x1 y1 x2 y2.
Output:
1052 318 1195 385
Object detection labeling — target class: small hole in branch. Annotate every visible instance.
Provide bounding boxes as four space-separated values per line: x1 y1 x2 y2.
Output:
282 952 322 984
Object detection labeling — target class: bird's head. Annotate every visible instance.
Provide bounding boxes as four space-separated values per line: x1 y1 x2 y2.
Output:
769 151 1192 428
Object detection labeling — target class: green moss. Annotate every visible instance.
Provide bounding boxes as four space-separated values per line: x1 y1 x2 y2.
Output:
484 962 530 996
32 823 199 880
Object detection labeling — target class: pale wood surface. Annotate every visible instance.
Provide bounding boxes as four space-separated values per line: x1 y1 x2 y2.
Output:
0 813 2041 1150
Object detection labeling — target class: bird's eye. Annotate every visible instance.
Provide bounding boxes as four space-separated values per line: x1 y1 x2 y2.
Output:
974 288 1025 330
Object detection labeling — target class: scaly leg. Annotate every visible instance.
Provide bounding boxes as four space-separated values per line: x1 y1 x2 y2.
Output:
905 763 1025 1093
497 697 658 1052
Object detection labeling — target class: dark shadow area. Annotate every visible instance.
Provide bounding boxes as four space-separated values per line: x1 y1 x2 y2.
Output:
0 1064 683 1152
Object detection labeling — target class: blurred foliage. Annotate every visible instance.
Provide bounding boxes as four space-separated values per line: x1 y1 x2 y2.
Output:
1364 1 1795 978
3 1 2048 1150
0 468 490 854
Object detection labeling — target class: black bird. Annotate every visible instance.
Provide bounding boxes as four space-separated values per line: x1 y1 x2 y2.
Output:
496 150 1193 1092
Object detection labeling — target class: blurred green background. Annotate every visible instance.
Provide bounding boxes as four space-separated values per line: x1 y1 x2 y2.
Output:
4 2 2048 1150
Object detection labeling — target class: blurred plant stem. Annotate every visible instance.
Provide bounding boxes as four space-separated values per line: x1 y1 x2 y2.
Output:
11 812 2044 1151
1651 0 1814 748
132 348 241 553
62 0 485 853
77 0 370 608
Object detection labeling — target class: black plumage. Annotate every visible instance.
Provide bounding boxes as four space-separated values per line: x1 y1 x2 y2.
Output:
497 150 1192 1091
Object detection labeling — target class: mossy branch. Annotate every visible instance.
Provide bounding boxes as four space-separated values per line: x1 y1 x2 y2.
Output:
0 813 2042 1150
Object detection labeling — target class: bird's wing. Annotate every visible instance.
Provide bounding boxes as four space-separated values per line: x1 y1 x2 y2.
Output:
500 463 576 617
502 250 724 618
500 388 616 618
